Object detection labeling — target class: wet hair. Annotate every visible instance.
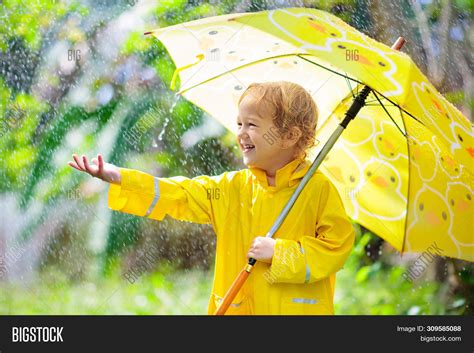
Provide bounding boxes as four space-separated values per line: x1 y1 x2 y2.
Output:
238 81 318 159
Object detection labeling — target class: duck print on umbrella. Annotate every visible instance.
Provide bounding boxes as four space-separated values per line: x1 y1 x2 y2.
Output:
411 81 473 167
432 136 463 180
373 120 410 174
408 136 438 182
359 157 407 220
321 144 362 218
446 182 474 261
406 185 460 259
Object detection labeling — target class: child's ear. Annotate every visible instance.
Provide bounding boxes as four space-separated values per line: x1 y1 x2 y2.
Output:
283 127 302 148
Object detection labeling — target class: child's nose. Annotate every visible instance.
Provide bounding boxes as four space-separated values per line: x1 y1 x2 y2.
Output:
237 127 248 139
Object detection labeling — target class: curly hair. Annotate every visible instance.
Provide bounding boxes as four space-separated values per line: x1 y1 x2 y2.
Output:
238 81 318 159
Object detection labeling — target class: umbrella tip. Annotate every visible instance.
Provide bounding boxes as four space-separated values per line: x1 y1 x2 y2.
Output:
391 37 406 51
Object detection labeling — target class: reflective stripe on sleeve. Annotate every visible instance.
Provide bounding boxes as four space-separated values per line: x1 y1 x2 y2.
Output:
299 243 310 284
144 177 160 217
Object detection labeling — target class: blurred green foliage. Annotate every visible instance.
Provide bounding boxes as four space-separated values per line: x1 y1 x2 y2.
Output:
0 266 212 315
335 228 467 315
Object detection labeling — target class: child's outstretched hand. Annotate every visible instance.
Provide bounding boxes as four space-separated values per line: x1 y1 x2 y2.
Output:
68 154 121 184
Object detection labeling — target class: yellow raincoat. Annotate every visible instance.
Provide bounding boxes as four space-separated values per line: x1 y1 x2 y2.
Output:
108 155 355 315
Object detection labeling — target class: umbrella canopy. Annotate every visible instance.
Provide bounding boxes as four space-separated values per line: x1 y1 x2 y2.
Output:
146 7 473 262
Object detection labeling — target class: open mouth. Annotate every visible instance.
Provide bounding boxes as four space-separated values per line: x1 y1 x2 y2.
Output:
242 143 255 153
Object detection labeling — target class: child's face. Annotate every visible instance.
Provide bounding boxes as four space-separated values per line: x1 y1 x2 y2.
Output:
237 93 298 170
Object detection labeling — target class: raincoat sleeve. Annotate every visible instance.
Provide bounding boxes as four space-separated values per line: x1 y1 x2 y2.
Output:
107 167 233 224
269 178 355 284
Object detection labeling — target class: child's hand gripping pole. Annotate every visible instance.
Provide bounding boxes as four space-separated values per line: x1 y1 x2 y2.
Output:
214 37 406 316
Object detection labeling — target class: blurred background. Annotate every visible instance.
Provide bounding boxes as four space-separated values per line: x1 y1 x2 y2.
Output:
0 0 472 315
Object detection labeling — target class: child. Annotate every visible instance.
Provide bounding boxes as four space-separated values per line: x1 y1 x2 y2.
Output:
68 81 355 315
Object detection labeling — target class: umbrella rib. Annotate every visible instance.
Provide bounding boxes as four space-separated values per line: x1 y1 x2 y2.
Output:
372 91 428 129
374 96 426 129
372 90 406 137
297 54 365 86
343 75 356 99
364 98 393 104
364 103 397 107
398 106 411 257
177 53 311 94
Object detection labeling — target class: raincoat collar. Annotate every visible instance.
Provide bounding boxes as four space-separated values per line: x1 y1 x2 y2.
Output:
248 155 311 191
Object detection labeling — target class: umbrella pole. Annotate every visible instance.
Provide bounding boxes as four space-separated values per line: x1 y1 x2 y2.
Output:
214 37 406 316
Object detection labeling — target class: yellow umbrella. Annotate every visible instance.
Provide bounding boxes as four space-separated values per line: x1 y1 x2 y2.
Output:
145 7 473 311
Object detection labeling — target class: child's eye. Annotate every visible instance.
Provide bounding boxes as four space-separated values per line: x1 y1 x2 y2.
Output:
249 123 256 127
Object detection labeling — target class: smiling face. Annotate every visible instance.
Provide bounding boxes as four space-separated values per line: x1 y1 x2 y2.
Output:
236 92 300 172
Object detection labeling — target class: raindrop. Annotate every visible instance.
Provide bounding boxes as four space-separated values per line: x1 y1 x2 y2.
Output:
157 118 169 141
158 95 179 141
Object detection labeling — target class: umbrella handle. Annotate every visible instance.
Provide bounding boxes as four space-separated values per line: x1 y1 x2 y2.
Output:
214 260 255 315
214 36 406 316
